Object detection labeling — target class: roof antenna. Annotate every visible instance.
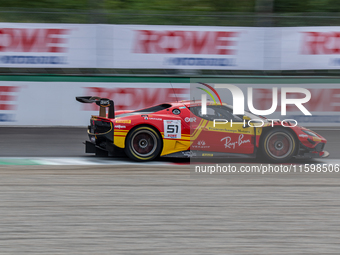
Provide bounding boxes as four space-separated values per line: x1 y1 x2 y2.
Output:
170 81 179 103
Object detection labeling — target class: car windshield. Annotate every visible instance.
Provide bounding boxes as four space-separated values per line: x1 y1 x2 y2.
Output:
225 105 268 121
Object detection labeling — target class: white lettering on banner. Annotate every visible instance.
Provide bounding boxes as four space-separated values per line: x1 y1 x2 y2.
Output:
134 30 238 55
114 125 126 129
164 120 181 139
221 134 250 149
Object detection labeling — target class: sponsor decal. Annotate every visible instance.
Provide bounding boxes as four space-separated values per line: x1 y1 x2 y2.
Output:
198 140 205 146
221 134 251 149
202 153 213 157
149 117 162 121
238 129 251 133
114 125 126 129
185 117 196 123
299 134 308 138
164 120 181 139
313 137 322 142
182 151 197 157
116 119 131 124
179 106 186 109
208 127 250 133
191 140 210 149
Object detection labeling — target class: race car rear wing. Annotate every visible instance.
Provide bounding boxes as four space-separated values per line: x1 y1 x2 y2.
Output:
76 96 115 119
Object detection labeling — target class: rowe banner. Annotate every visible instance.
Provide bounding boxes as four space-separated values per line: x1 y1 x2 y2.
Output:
0 23 96 68
2 23 340 70
0 80 189 126
1 77 340 126
105 25 265 70
281 26 340 70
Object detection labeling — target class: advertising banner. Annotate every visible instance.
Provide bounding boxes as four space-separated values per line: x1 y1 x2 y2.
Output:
0 23 97 68
281 26 340 70
0 81 189 126
1 77 340 127
108 25 265 70
190 78 340 127
3 24 340 70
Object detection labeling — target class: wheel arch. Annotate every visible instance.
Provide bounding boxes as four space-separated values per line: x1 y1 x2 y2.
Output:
259 126 299 159
125 124 164 154
261 126 298 144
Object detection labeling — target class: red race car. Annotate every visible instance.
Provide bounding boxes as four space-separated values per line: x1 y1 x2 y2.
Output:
76 96 329 162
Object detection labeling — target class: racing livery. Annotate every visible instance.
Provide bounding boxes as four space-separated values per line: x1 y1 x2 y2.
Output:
76 96 328 162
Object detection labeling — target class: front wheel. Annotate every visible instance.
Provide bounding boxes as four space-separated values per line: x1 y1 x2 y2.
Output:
125 126 162 161
260 128 297 163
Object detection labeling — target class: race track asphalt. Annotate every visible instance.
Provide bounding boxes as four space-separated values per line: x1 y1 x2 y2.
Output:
0 127 339 159
0 127 340 254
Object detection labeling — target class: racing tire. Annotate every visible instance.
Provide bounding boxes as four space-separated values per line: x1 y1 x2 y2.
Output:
125 126 162 161
260 128 298 163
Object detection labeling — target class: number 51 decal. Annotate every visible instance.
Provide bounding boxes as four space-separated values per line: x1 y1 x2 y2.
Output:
164 120 181 139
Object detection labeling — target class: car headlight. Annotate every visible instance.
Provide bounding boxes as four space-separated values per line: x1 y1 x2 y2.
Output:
302 130 319 137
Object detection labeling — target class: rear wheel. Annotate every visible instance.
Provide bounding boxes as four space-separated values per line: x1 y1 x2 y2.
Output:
125 126 162 161
260 128 297 162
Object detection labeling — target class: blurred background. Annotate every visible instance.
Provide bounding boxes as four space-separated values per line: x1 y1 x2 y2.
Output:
1 0 340 127
2 0 340 76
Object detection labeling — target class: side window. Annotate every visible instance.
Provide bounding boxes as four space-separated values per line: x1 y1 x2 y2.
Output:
189 105 242 122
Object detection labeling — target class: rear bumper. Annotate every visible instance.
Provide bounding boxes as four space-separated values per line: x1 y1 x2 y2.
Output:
85 121 125 157
85 139 125 157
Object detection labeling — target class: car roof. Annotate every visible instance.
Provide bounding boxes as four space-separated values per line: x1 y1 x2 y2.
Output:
179 100 228 107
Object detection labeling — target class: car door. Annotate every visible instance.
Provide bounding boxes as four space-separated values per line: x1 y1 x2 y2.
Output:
189 105 255 154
